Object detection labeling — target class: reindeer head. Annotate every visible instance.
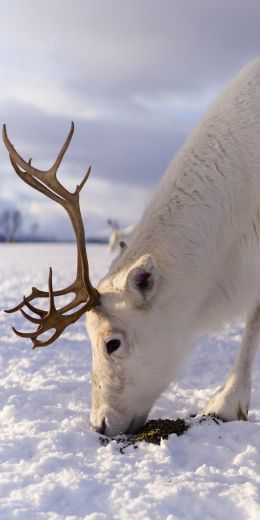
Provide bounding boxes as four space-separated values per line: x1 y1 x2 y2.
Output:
87 253 174 435
3 124 175 436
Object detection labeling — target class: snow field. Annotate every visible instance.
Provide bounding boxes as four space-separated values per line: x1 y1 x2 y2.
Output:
0 244 259 520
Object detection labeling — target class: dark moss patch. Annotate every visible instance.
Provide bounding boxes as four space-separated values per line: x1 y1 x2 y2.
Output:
132 418 189 444
100 417 190 451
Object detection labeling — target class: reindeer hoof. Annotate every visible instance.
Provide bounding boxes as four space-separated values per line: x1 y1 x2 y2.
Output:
200 383 250 422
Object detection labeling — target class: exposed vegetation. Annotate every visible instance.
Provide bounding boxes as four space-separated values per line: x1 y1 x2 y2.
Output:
100 418 190 451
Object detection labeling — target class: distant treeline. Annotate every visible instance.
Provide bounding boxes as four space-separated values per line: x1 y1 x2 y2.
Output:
0 236 108 244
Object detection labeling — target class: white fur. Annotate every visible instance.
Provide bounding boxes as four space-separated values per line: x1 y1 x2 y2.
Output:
87 58 260 436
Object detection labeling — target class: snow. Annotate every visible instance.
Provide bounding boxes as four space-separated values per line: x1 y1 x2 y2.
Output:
0 243 260 520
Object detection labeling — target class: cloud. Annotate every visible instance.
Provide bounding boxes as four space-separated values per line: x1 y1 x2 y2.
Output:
0 0 260 238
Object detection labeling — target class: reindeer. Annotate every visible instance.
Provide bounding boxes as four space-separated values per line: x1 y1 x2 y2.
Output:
4 58 260 436
107 218 135 253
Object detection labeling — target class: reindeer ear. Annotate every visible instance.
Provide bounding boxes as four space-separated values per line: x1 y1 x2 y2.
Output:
126 255 160 306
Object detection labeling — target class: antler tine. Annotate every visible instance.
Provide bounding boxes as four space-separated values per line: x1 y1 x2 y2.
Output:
23 298 47 317
76 166 91 194
20 308 43 324
12 325 42 339
2 124 32 174
3 123 74 202
9 154 64 206
32 329 66 349
2 122 74 178
48 267 56 313
3 122 101 349
49 121 74 178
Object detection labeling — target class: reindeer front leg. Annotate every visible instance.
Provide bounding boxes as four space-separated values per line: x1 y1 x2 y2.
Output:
201 302 260 421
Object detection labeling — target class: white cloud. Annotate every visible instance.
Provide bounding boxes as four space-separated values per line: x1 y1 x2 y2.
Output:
134 88 220 115
6 84 99 121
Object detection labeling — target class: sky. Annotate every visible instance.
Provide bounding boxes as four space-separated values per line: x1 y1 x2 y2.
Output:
0 0 260 239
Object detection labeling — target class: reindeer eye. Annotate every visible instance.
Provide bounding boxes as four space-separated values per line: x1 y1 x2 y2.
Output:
106 339 121 355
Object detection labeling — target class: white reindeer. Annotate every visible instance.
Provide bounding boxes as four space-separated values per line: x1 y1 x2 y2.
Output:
4 58 260 436
107 218 135 252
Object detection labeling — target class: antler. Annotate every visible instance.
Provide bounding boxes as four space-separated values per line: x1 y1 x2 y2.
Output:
2 122 100 348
